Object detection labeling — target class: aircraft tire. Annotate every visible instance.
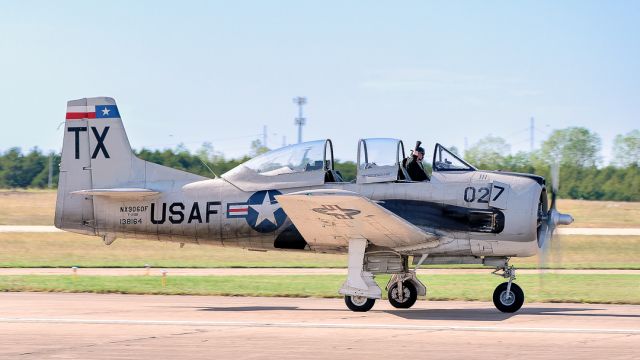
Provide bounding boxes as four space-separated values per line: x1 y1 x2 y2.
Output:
493 282 524 313
344 295 376 312
388 281 418 309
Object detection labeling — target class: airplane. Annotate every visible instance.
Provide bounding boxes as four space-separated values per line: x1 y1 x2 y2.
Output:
55 97 574 313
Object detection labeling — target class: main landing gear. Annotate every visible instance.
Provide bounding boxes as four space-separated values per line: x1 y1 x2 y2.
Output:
340 240 525 313
491 263 524 313
343 272 425 312
386 273 419 309
344 295 376 312
340 239 427 312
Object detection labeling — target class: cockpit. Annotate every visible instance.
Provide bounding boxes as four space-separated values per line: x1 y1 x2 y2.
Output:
240 140 330 176
221 139 343 191
221 138 476 190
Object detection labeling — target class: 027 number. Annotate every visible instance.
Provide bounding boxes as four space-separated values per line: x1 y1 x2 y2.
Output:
464 185 504 203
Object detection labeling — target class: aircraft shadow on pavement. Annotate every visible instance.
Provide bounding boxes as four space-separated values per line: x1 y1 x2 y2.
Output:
169 305 639 321
385 306 640 321
194 306 519 321
196 306 302 312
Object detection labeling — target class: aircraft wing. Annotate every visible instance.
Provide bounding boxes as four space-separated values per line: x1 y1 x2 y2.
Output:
275 189 439 249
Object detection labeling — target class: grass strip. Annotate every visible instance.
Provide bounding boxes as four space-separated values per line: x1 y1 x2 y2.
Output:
1 274 638 304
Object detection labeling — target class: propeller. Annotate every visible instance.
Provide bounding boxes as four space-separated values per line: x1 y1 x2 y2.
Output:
537 162 574 269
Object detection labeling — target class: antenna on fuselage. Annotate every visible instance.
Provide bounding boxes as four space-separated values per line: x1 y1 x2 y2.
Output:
197 156 219 179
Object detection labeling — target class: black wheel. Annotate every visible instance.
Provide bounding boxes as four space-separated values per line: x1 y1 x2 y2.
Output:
493 282 524 313
388 281 418 309
344 295 376 312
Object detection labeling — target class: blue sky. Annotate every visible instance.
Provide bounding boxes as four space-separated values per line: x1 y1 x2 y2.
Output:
1 1 638 163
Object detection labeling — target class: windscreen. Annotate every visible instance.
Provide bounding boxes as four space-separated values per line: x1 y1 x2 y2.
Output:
241 140 326 175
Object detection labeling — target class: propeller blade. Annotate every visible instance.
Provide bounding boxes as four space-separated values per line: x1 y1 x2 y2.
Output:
550 189 557 212
551 162 560 194
537 222 550 249
539 162 573 283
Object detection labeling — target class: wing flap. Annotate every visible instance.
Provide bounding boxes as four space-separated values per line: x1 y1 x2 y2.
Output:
275 190 438 249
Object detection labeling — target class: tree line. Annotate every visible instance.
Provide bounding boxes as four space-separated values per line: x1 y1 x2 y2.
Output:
0 127 637 201
462 128 639 201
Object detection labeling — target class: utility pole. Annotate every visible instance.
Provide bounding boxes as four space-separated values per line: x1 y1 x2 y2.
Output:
530 117 535 152
282 135 287 147
293 96 307 144
47 153 53 188
263 125 268 148
464 137 469 157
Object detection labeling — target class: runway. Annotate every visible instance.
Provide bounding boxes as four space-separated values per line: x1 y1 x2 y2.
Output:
1 293 638 359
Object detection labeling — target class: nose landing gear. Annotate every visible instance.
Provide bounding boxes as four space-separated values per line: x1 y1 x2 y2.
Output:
491 264 524 313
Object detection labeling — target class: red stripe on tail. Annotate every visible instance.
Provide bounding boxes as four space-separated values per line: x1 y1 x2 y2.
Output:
66 112 97 120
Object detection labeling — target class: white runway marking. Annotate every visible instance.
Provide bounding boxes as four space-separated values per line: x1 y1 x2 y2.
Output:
1 317 638 335
557 228 640 235
0 225 62 233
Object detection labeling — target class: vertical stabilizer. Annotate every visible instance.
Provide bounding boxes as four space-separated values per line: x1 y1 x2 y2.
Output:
56 97 141 234
55 97 207 235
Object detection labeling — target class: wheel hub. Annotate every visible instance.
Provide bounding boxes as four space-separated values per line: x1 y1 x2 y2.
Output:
500 290 516 306
391 286 411 303
351 296 368 306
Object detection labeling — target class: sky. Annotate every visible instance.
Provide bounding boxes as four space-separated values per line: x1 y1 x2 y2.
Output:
0 1 638 163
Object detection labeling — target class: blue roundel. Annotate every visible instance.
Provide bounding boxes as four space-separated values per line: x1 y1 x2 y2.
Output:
245 190 287 233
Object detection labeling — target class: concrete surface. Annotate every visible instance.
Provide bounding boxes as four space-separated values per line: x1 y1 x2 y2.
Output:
0 292 638 359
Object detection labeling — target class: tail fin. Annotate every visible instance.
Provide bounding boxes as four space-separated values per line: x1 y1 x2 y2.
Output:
55 97 206 234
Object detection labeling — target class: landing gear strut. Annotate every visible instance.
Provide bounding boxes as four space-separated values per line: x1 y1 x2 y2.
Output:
491 263 524 313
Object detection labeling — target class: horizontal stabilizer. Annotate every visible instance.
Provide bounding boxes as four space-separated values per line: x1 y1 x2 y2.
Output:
71 188 159 198
275 189 439 249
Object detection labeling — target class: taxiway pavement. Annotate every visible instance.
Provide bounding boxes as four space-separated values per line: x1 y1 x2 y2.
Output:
0 292 638 359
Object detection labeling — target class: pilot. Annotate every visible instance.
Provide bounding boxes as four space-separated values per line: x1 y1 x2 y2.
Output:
405 142 429 181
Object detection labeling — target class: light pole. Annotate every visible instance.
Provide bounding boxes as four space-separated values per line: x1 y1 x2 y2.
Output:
293 96 307 144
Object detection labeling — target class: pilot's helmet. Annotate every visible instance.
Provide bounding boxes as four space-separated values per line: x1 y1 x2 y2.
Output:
415 146 425 155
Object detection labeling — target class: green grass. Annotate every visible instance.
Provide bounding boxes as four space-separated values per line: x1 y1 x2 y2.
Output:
1 274 638 304
2 233 640 269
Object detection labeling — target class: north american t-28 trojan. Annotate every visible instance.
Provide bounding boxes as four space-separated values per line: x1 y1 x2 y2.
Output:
55 97 574 313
